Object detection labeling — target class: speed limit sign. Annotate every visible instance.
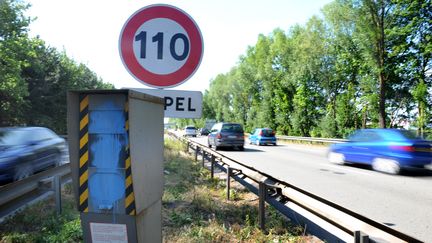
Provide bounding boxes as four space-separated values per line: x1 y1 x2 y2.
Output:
119 4 204 88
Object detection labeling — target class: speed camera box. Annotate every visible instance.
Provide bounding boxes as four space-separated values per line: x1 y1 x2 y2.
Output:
67 89 164 242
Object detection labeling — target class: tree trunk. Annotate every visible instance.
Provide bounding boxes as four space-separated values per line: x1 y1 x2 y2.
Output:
362 105 368 129
366 0 387 128
377 2 386 128
418 100 424 138
378 73 386 128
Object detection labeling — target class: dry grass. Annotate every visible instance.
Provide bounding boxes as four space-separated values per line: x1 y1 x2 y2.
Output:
162 138 322 243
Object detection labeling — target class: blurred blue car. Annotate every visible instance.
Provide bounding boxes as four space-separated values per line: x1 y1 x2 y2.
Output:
249 128 277 146
328 129 432 174
0 127 66 184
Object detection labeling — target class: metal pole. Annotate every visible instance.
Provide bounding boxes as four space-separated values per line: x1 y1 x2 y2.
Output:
54 175 62 215
354 231 369 243
201 150 205 167
210 154 215 179
195 146 199 161
186 141 190 153
226 166 231 200
259 182 266 231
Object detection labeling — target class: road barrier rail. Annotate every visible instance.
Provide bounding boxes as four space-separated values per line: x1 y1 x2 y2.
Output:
0 164 71 222
168 131 422 243
276 135 347 144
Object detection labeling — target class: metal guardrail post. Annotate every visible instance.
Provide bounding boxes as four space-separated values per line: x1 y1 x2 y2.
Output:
53 175 62 215
210 154 215 179
202 150 205 167
226 166 231 201
354 231 369 243
186 141 190 153
195 146 199 161
259 182 266 231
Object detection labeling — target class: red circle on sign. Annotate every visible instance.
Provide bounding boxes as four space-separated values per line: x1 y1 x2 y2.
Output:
119 4 203 88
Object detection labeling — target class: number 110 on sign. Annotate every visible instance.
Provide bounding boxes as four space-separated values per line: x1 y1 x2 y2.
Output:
132 18 191 75
135 31 189 61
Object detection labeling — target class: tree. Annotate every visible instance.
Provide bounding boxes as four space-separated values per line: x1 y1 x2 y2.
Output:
288 18 327 136
355 0 394 128
0 0 114 132
387 0 432 135
0 0 31 125
21 42 113 133
202 0 430 138
268 29 295 134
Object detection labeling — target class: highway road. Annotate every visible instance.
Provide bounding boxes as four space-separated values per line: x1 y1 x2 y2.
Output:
189 136 432 242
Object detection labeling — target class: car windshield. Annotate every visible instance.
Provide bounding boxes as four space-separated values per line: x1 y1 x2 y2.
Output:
348 130 381 142
348 129 421 142
261 129 274 136
0 129 31 146
221 124 243 133
398 130 420 140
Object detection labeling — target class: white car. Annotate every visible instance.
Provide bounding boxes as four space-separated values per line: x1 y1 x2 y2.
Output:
184 126 197 137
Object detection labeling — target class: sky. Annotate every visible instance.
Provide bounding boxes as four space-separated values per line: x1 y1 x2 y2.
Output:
26 0 332 92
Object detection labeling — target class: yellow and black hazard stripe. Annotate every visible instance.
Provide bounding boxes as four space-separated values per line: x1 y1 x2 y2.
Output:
124 100 136 215
78 94 89 212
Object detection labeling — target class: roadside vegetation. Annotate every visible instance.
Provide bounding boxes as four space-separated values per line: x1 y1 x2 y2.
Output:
0 184 82 242
1 0 113 133
172 0 431 139
2 0 430 139
1 138 319 242
163 138 318 242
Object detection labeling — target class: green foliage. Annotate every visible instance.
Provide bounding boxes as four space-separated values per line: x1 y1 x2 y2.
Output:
0 186 82 242
3 0 429 136
0 0 114 133
201 0 431 138
0 0 31 126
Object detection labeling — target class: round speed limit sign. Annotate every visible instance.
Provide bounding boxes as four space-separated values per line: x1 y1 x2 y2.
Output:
119 4 204 88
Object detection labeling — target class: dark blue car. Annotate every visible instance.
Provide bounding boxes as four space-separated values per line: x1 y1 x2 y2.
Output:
328 129 432 174
0 127 66 184
249 128 277 146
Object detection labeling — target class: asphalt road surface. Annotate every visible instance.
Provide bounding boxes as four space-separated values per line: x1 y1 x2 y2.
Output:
189 135 432 242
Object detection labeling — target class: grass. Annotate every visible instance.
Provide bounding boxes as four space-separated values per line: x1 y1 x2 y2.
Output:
0 183 82 243
163 138 318 242
0 137 318 242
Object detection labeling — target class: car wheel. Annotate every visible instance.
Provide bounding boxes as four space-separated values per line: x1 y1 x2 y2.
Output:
327 152 345 165
14 164 34 181
256 140 260 146
239 146 244 151
372 158 400 175
215 145 220 151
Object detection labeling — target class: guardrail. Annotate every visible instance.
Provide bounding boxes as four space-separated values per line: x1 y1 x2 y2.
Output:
276 135 347 144
0 164 71 221
167 132 422 243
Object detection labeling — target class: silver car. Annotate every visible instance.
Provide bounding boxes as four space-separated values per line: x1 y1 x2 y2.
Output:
207 122 245 151
184 126 197 137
